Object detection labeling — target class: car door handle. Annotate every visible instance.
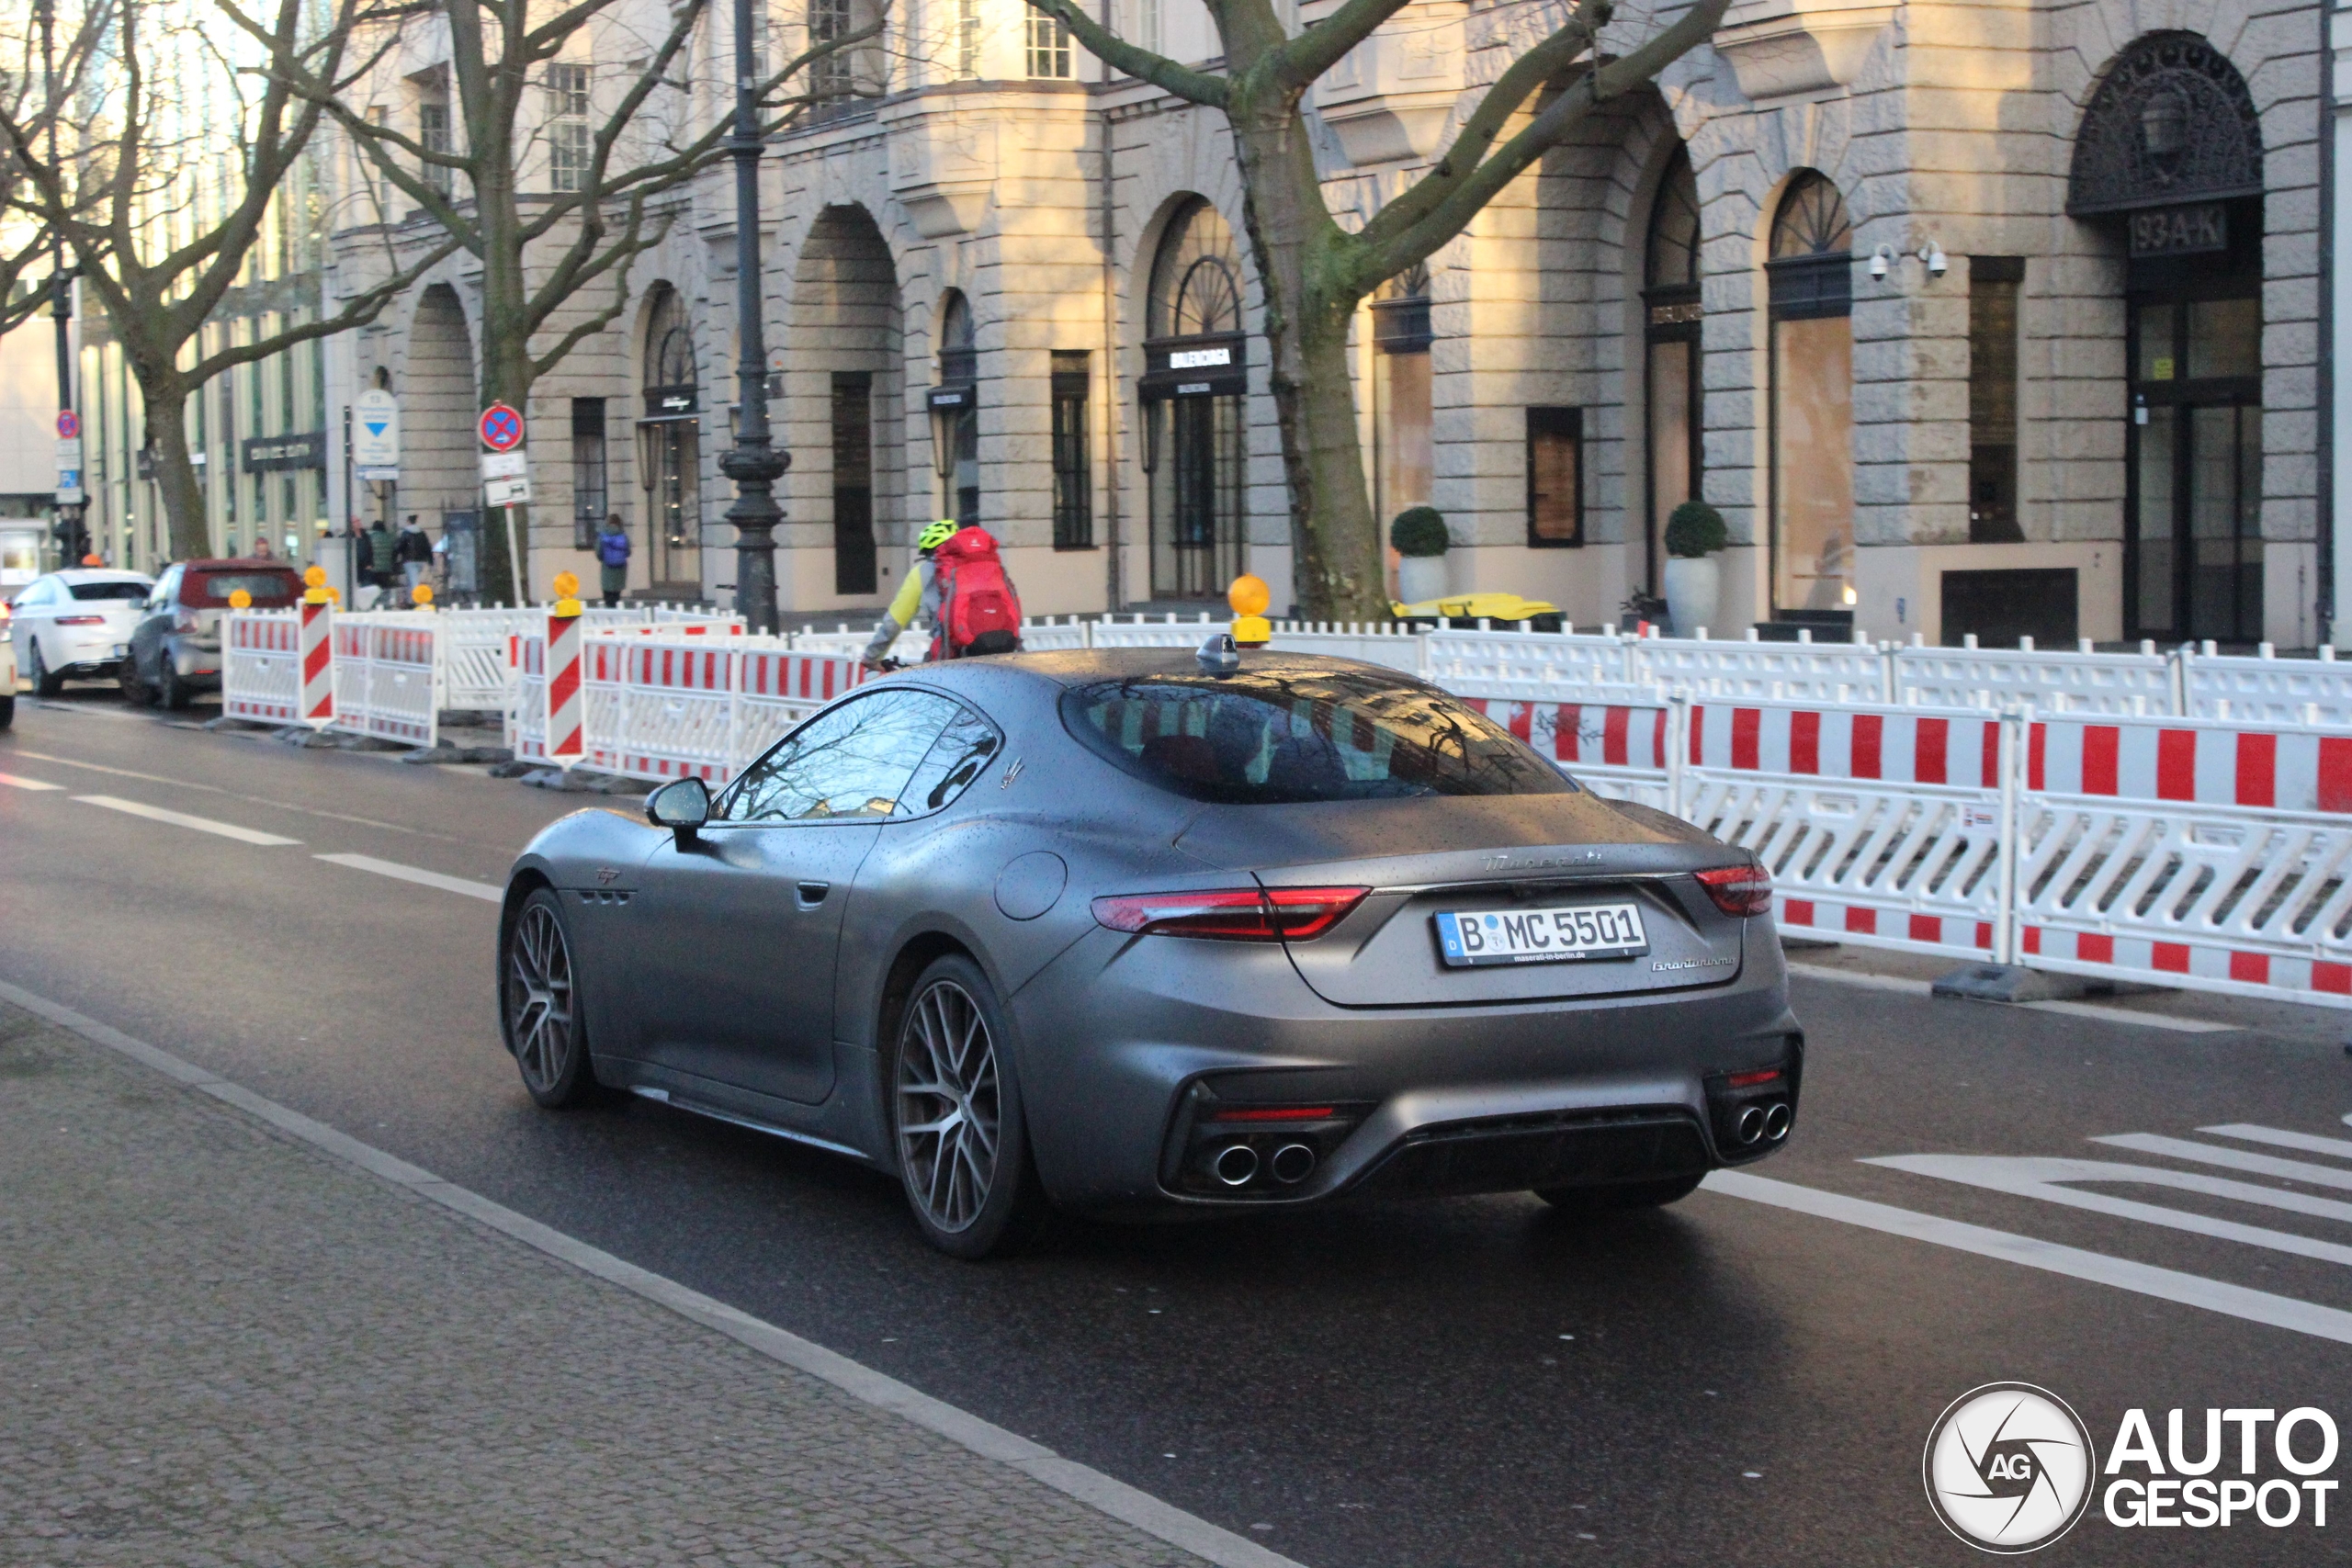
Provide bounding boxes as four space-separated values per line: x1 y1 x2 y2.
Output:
796 881 831 907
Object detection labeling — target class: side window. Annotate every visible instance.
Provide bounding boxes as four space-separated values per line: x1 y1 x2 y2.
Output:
718 689 962 823
901 703 1002 817
151 566 182 610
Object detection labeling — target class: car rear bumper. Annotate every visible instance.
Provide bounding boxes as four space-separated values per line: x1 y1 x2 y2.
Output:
1009 925 1799 1217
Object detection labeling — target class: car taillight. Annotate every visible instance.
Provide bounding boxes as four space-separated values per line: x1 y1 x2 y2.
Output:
1695 863 1773 917
1091 886 1368 942
57 615 106 626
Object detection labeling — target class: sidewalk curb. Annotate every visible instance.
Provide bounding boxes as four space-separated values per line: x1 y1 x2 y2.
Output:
0 975 1306 1568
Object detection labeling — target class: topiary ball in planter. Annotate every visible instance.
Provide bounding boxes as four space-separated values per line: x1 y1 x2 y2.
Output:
1389 506 1451 558
1663 500 1727 559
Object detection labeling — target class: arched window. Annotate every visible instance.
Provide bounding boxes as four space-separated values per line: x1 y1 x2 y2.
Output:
935 290 978 525
639 286 701 592
1642 147 1702 592
1765 172 1855 620
1140 198 1245 599
1148 199 1242 339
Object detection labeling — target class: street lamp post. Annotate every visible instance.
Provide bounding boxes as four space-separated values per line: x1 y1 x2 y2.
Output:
718 0 787 634
36 0 84 566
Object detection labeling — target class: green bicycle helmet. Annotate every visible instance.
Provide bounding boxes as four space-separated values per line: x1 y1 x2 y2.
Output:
917 519 958 552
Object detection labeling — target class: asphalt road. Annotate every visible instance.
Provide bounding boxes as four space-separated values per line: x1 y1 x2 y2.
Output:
6 686 2352 1566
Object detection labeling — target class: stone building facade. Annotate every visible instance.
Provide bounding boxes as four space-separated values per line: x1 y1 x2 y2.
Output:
325 0 2328 648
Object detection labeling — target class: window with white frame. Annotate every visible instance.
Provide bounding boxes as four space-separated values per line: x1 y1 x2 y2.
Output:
1026 3 1070 77
957 0 980 78
810 0 854 107
548 63 591 192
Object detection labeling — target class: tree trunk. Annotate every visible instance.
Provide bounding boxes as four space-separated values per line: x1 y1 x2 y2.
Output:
475 167 533 606
139 371 210 561
1232 110 1389 623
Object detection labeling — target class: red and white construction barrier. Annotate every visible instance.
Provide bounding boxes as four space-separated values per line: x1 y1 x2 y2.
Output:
545 606 585 764
300 599 334 728
222 611 301 726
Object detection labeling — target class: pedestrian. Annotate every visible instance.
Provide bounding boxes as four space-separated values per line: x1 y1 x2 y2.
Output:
394 513 432 604
360 517 398 609
863 520 1022 668
594 513 631 608
250 535 276 561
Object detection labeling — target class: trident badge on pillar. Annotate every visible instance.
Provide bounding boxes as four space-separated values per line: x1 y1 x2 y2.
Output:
300 566 335 729
545 570 586 766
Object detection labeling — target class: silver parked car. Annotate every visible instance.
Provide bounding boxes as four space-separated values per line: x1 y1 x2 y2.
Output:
498 647 1800 1258
8 570 154 694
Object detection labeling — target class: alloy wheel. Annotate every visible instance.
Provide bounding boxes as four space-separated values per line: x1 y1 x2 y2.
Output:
894 980 1001 1234
507 902 576 1094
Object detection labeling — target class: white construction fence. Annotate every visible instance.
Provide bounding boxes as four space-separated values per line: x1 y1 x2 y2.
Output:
222 606 2352 1012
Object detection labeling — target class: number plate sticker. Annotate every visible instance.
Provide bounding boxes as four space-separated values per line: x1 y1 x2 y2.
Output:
1434 902 1649 966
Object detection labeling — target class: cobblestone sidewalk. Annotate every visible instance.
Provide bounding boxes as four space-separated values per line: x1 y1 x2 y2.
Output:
0 998 1211 1568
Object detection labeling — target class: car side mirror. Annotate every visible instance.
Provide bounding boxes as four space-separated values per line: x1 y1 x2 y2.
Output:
646 776 711 846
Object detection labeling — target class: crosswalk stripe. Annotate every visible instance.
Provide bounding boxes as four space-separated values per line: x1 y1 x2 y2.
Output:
314 852 503 903
2199 1122 2352 1161
1703 1168 2352 1345
72 795 301 846
1868 1153 2352 1267
0 772 64 791
2093 1133 2352 1191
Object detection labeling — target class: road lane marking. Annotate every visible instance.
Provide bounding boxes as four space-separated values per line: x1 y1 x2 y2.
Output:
2200 1122 2352 1161
72 795 302 846
1784 961 2240 1033
2094 1133 2352 1191
1868 1153 2352 1267
0 974 1303 1568
16 748 503 844
1703 1168 2352 1346
0 772 64 791
315 852 503 903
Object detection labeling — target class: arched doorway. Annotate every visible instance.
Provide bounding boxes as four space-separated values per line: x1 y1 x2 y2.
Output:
639 286 702 593
403 284 478 591
1642 147 1701 594
2070 34 2266 643
792 205 902 598
1139 198 1246 600
1766 171 1855 621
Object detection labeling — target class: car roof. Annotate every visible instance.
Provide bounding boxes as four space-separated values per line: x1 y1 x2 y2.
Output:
993 646 1425 689
181 558 300 570
52 569 154 584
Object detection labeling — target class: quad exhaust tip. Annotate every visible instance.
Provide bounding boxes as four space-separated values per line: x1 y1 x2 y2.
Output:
1213 1145 1260 1186
1270 1143 1317 1184
1763 1101 1792 1141
1736 1105 1767 1146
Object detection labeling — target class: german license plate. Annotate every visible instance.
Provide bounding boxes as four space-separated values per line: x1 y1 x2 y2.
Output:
1434 902 1649 966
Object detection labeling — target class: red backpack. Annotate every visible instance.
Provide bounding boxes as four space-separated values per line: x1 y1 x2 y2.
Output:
931 527 1023 658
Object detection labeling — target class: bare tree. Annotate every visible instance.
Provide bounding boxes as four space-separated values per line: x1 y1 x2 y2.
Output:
288 0 884 602
1025 0 1728 619
0 0 461 559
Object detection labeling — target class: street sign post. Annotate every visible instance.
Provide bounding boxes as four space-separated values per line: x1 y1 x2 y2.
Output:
479 403 524 451
481 449 531 507
55 409 78 441
354 389 400 481
480 406 527 600
54 434 83 506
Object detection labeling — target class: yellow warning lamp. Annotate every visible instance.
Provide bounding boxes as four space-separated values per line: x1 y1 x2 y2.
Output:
227 589 253 610
302 564 334 605
550 570 583 619
411 582 435 607
1227 574 1272 647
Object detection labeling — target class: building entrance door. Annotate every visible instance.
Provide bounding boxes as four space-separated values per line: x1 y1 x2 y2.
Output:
2127 295 2262 643
1150 394 1242 600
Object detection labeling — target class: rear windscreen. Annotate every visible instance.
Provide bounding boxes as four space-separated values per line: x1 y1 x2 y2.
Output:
183 571 300 608
1060 670 1574 805
69 581 150 602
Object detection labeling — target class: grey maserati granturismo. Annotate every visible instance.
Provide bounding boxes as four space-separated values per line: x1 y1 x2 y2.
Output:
498 643 1801 1257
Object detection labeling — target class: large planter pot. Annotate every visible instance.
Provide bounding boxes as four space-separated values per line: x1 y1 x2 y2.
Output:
1661 554 1721 637
1397 553 1449 605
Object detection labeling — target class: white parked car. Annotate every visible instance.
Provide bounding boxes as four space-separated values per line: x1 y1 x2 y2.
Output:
8 570 155 696
0 596 16 728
